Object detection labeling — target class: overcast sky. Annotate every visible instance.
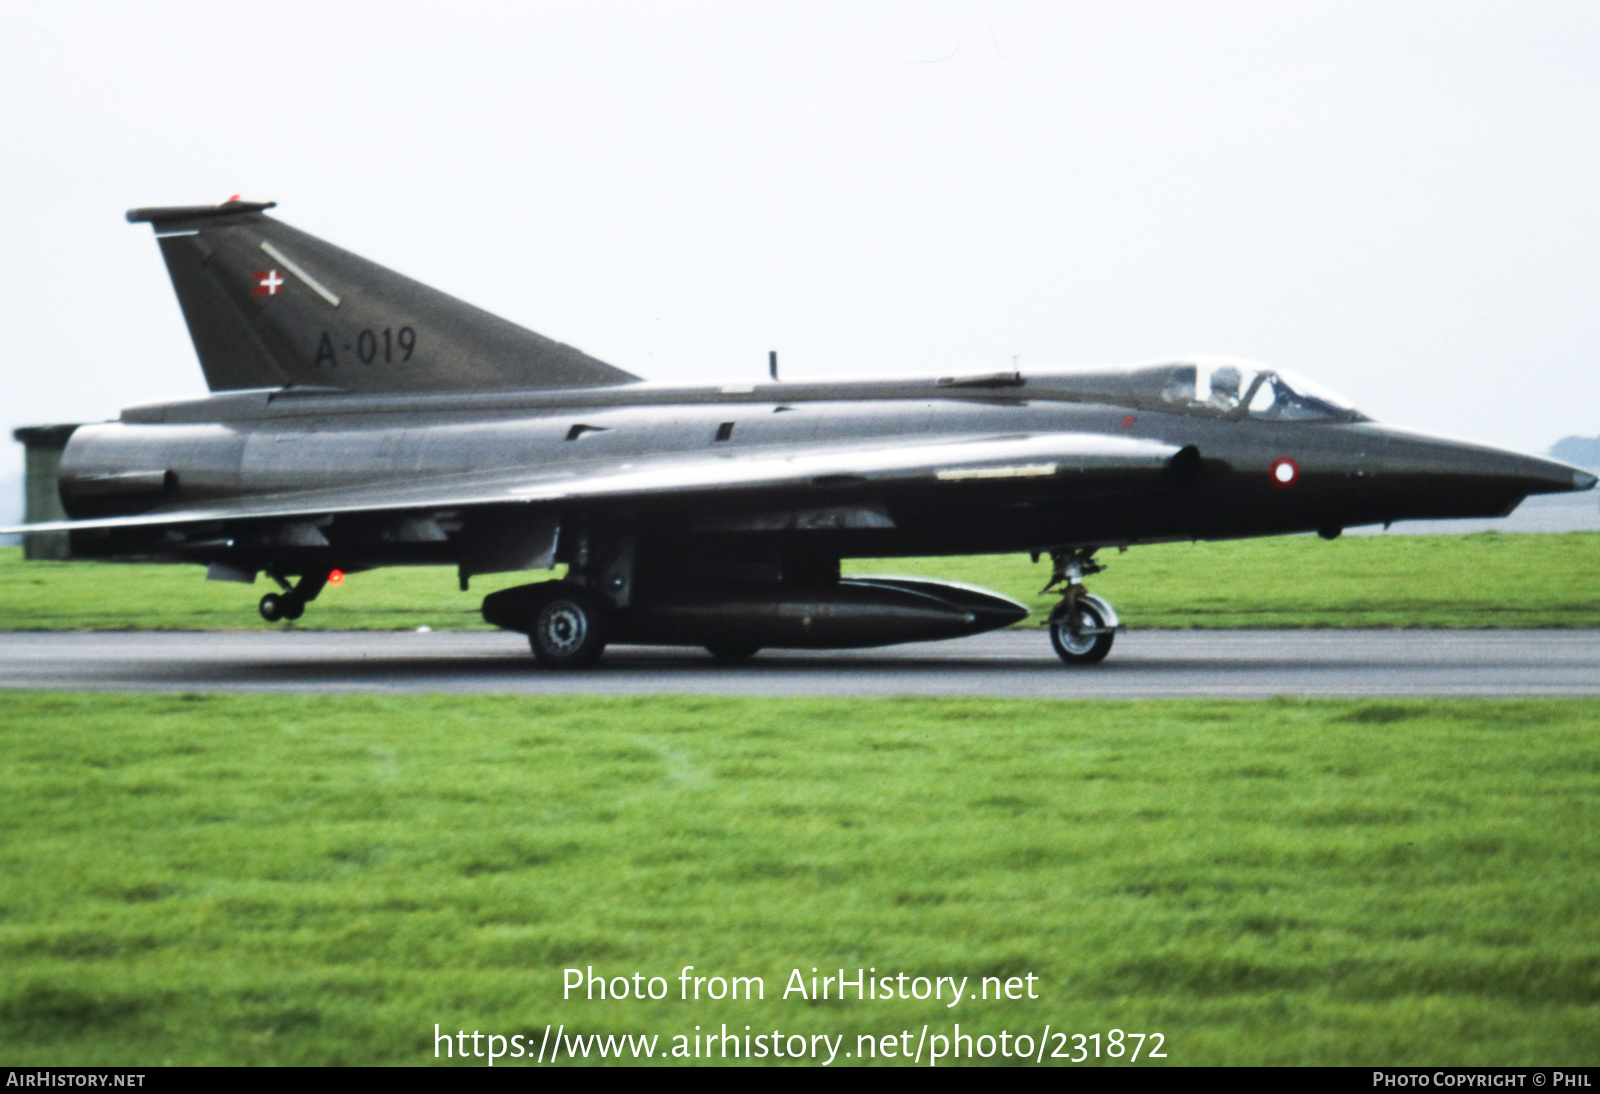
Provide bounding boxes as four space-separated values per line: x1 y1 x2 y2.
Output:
3 1 1598 485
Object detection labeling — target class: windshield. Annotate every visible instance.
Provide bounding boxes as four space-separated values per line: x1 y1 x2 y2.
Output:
1159 361 1360 421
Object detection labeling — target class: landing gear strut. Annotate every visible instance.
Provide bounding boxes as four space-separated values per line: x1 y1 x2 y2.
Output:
258 570 329 624
1041 548 1120 665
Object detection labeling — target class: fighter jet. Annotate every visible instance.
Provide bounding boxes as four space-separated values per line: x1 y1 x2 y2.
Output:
6 200 1594 666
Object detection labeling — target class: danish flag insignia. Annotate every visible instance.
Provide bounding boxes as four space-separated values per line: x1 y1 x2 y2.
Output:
251 270 284 296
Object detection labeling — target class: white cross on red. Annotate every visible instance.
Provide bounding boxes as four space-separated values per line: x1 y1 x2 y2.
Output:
257 270 283 295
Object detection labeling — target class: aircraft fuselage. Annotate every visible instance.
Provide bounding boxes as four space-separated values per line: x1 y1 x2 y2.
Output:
59 368 1586 574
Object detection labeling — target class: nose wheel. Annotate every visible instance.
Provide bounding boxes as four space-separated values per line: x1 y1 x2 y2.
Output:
1041 548 1120 666
1049 598 1115 664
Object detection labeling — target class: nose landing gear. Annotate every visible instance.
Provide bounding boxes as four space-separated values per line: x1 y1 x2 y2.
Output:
258 570 329 624
1041 548 1121 665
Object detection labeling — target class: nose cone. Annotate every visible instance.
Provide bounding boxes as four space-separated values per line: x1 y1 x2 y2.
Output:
1517 454 1595 495
1487 449 1598 496
1378 427 1592 490
1358 425 1597 523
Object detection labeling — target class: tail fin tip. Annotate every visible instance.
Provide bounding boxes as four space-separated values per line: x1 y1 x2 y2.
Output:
127 199 277 225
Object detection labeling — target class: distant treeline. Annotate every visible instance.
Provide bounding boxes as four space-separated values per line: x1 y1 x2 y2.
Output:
1552 435 1600 469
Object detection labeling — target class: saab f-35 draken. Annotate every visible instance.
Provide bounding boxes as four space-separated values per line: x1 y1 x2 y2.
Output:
7 200 1594 666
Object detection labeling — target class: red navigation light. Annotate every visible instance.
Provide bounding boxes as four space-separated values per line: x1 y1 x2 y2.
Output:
328 569 346 586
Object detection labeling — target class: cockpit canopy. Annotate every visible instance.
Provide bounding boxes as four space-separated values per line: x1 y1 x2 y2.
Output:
1155 358 1362 422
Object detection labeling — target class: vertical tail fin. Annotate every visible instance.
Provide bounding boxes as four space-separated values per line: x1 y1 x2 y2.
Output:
127 200 640 394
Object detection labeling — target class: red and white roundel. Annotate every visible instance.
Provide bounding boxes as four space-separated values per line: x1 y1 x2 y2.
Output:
1269 457 1300 488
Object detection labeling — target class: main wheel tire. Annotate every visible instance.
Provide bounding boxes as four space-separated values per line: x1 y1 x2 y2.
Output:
259 593 285 623
281 596 305 621
528 587 611 668
705 642 761 662
1049 600 1115 665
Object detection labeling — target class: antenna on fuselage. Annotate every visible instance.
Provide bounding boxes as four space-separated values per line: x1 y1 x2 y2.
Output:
769 350 779 382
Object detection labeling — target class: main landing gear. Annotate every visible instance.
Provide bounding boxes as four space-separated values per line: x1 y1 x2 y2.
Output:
1041 548 1121 666
258 570 329 624
527 584 612 668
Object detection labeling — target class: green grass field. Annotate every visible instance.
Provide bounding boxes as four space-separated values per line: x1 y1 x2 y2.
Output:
2 532 1597 631
3 692 1598 1065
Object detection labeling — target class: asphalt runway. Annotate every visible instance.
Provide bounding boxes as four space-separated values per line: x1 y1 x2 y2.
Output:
1 629 1596 698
